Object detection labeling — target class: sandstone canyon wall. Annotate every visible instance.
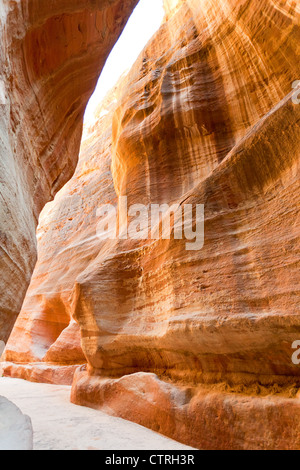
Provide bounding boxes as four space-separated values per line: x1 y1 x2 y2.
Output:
3 0 300 449
0 0 138 343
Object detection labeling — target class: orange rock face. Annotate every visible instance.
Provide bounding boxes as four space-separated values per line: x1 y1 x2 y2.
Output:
4 0 300 449
4 81 122 370
0 0 138 343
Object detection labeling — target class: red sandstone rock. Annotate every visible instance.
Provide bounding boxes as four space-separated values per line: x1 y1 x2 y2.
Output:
0 0 138 343
71 368 300 450
4 0 300 449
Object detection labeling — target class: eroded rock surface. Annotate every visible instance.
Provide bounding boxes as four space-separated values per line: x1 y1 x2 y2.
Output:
0 0 138 342
0 396 33 450
3 0 300 449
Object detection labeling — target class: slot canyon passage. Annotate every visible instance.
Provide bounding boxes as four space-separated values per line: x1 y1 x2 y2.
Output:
0 0 300 451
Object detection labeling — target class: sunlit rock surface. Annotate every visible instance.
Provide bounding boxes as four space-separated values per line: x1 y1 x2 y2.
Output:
0 0 138 343
3 82 122 381
0 377 193 450
4 0 300 449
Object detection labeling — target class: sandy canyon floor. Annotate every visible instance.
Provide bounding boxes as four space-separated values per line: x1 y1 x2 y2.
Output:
0 377 193 451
